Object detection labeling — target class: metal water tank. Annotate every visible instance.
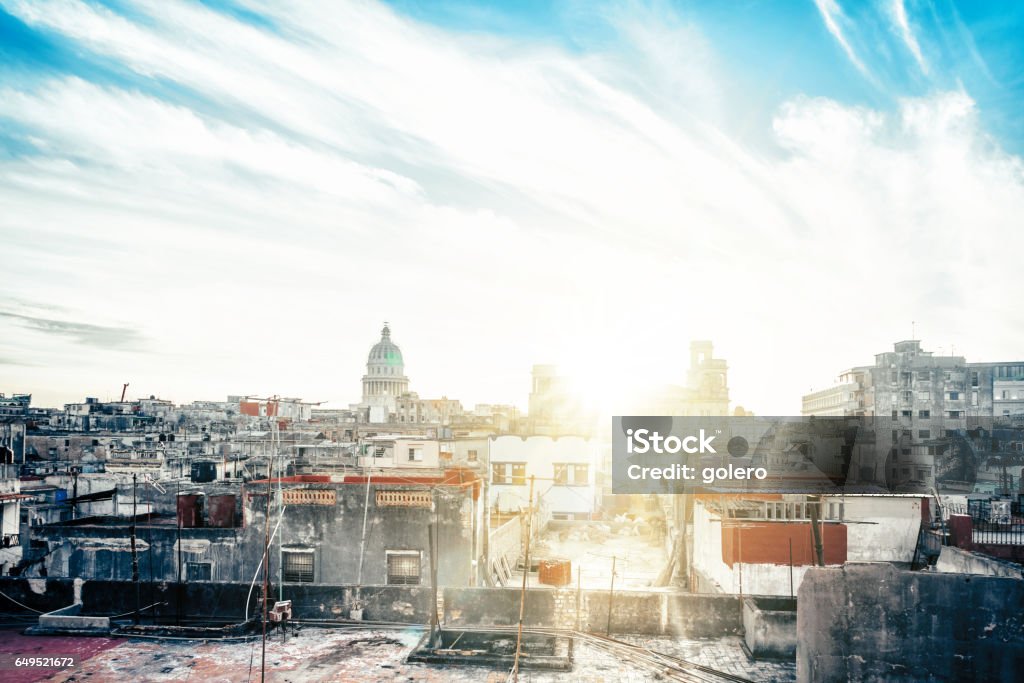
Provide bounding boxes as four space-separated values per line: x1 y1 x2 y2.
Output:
176 493 205 528
538 558 572 587
207 494 236 528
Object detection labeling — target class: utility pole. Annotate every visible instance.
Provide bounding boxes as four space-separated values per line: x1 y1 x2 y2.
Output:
277 430 283 604
511 475 535 682
175 480 183 625
131 473 139 625
261 476 272 682
789 538 794 599
606 555 616 636
809 496 825 567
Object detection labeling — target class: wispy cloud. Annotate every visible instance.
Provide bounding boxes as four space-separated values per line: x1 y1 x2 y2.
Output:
889 0 929 75
813 0 872 79
0 311 146 350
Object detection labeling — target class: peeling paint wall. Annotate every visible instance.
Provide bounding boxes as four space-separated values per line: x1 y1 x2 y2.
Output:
797 563 1024 682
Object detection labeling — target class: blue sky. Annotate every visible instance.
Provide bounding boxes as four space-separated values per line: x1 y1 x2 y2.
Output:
382 0 1024 152
1 0 1022 413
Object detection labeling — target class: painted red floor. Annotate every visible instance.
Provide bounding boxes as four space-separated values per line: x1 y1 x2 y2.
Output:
0 629 123 683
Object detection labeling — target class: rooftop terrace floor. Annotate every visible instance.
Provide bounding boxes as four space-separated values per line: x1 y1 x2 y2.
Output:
2 627 796 682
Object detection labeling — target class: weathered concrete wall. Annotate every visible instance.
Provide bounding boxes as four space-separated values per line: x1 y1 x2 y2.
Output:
0 578 433 624
284 584 432 623
444 587 560 628
798 563 1024 682
443 587 743 636
934 546 1024 579
31 479 480 587
487 515 521 577
743 597 796 659
0 577 74 614
244 482 477 587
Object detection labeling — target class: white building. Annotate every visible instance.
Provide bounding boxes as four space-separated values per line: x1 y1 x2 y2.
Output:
357 435 441 470
0 463 28 574
487 435 601 519
690 493 926 596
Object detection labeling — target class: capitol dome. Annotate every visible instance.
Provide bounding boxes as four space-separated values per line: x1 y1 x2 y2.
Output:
361 323 409 408
367 324 404 367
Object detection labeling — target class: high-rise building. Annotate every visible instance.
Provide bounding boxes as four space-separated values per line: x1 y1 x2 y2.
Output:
803 339 1024 489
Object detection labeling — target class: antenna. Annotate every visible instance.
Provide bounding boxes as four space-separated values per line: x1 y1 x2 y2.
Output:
911 321 915 340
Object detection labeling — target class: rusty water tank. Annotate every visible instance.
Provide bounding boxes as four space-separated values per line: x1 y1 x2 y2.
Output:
176 492 205 528
207 493 236 528
538 558 572 587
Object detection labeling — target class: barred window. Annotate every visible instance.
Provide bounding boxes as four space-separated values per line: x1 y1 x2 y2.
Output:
386 551 421 585
283 551 314 583
186 561 211 581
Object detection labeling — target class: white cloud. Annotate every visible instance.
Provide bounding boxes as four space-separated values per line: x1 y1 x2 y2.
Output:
0 1 1021 414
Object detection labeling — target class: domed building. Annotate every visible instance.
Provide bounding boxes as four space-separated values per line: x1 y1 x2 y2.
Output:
361 323 409 415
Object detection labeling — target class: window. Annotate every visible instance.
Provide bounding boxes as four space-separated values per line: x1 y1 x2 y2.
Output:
186 561 211 581
917 391 930 401
467 449 478 462
492 462 526 485
387 551 421 585
917 371 930 381
553 464 589 486
283 551 314 583
971 372 979 387
948 391 960 401
948 411 962 418
918 410 930 418
919 430 930 439
408 447 423 462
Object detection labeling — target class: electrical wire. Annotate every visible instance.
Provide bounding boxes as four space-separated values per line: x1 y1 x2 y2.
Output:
0 588 45 613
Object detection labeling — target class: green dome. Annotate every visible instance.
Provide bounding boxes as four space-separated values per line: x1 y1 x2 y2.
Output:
368 324 404 367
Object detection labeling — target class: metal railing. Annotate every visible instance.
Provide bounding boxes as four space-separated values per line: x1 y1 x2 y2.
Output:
943 502 1024 546
971 519 1024 546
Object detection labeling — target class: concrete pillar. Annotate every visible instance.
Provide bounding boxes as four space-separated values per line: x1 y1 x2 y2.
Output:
948 514 973 550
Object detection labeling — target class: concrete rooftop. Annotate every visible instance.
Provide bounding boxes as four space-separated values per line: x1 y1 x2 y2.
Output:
1 627 796 682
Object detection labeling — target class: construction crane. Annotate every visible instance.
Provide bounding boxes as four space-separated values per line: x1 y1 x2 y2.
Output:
120 383 129 402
